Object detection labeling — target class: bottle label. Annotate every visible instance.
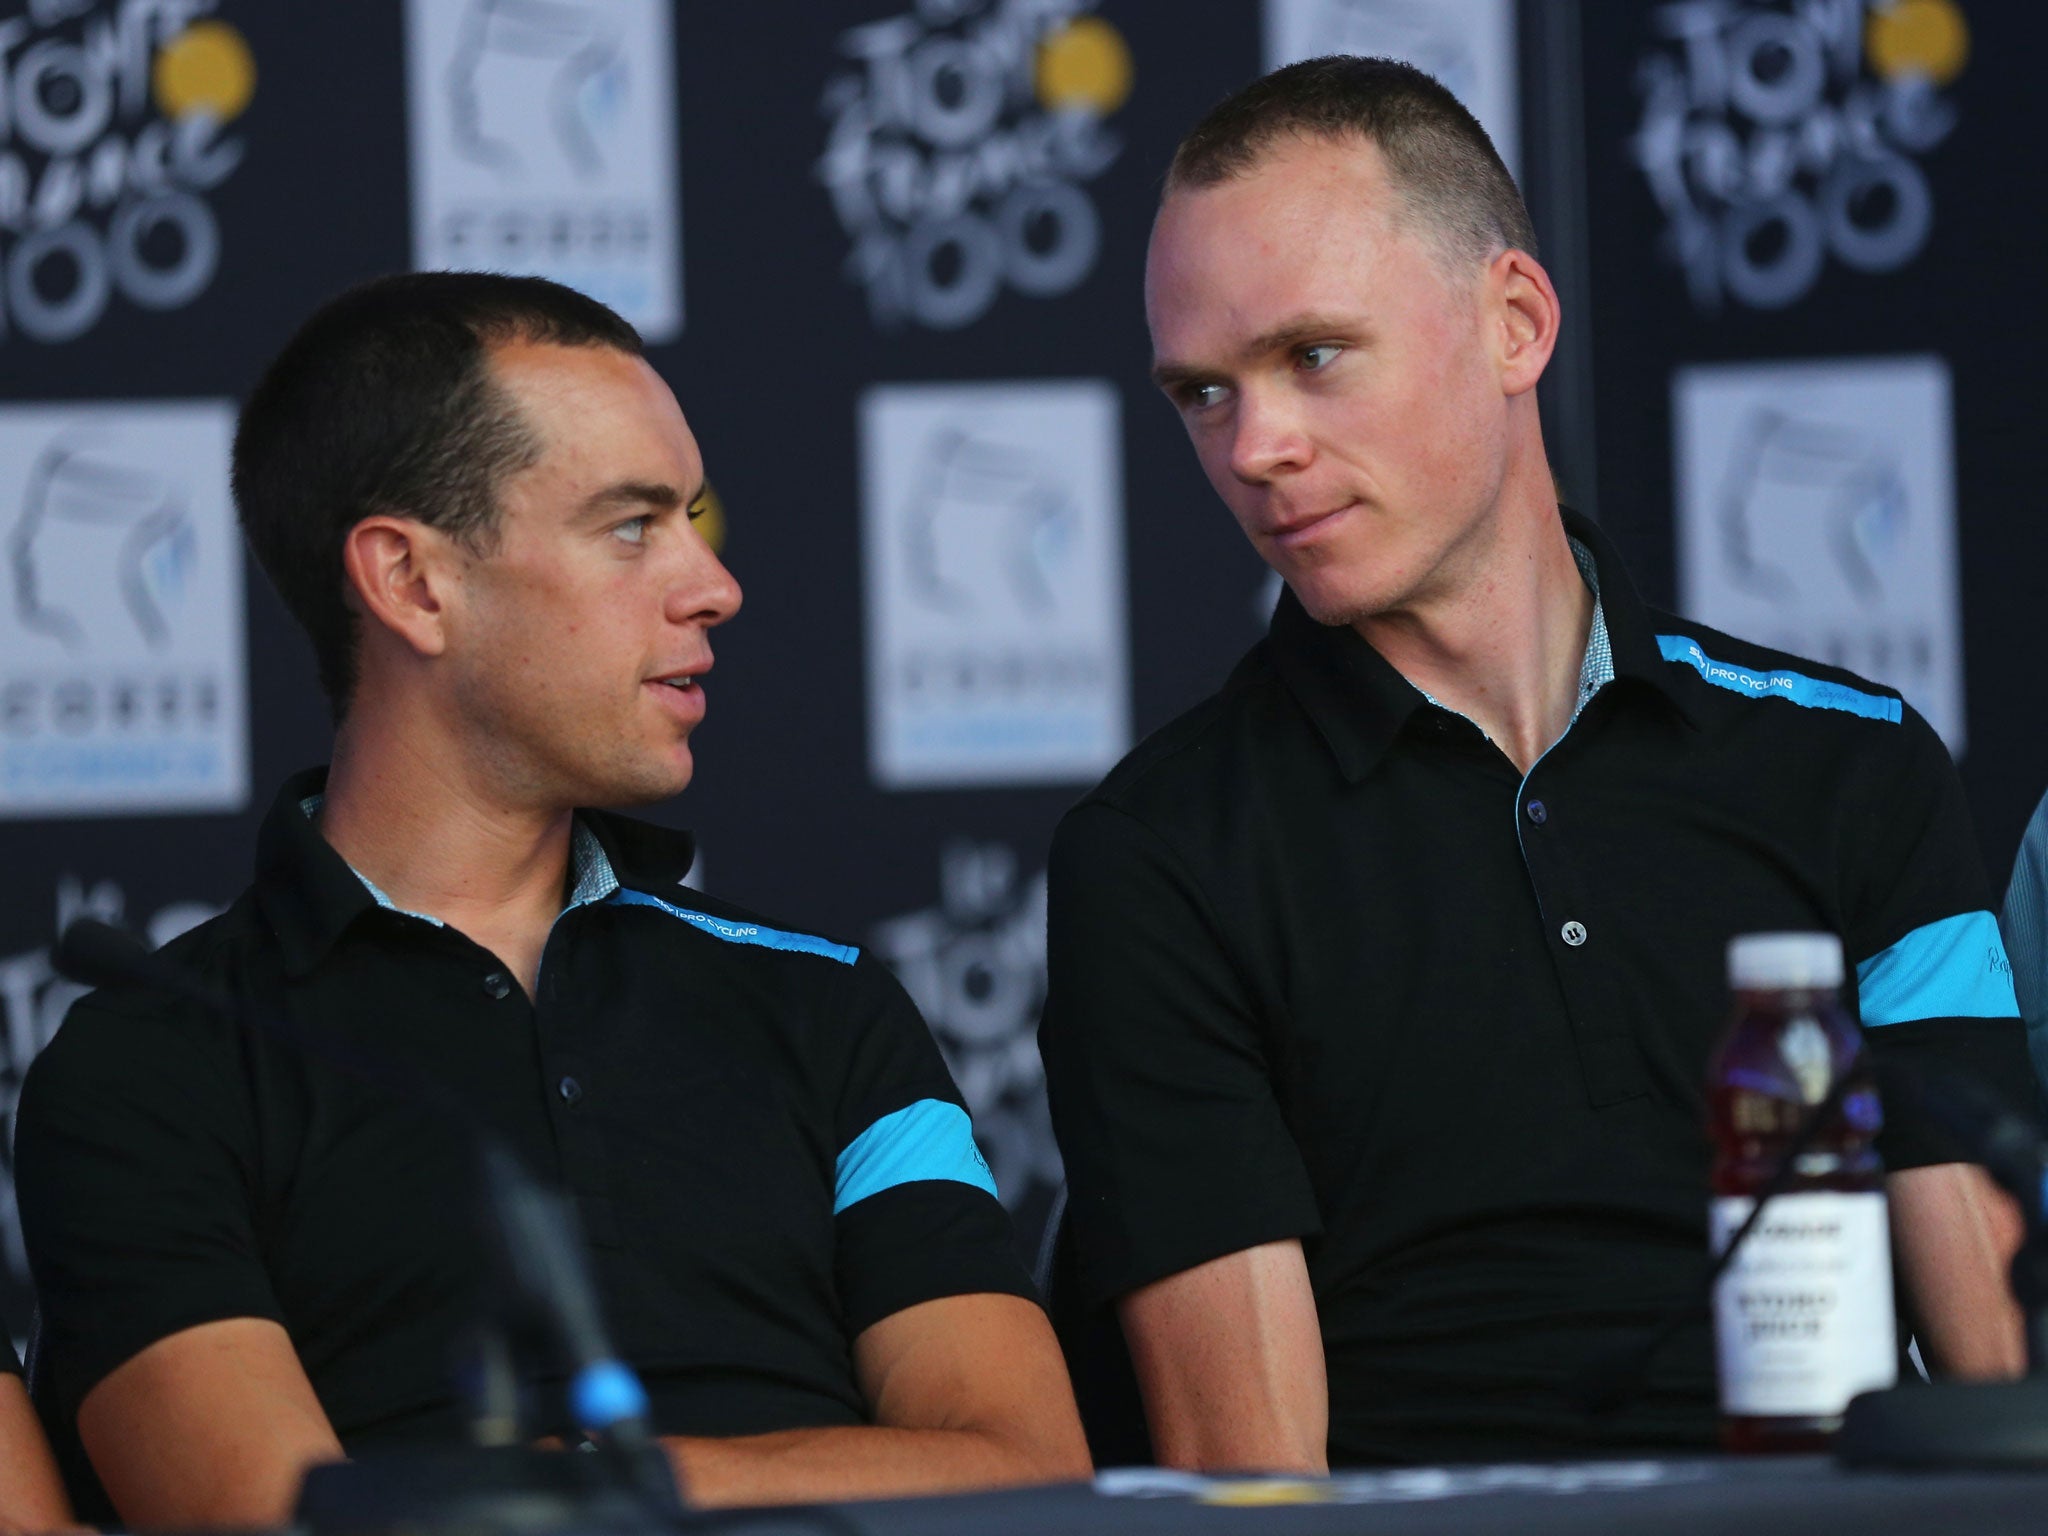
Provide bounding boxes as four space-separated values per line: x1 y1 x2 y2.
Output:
1711 1191 1897 1418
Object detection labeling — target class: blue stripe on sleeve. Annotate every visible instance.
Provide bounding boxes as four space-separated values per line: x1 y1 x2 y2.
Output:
834 1099 998 1214
1855 911 2020 1026
609 888 857 964
1656 635 1902 723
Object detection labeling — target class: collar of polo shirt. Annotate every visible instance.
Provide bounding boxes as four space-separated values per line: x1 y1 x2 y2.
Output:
1264 506 1701 783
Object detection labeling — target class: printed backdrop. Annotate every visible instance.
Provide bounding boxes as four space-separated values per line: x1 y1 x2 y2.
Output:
3 0 2042 1344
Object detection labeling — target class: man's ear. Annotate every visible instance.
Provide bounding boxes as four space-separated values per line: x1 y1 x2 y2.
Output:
1491 248 1560 398
340 515 459 660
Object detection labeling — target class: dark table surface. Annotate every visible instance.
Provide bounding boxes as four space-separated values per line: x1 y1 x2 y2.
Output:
787 1458 2048 1536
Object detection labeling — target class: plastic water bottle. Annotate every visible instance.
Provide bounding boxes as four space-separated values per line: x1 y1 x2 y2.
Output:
1708 931 1897 1450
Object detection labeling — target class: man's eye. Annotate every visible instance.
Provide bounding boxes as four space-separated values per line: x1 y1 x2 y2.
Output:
612 515 650 545
1300 344 1342 371
1183 382 1228 410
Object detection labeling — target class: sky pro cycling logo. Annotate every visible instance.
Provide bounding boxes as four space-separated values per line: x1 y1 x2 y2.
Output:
0 0 254 345
1632 0 1967 312
819 1 1133 332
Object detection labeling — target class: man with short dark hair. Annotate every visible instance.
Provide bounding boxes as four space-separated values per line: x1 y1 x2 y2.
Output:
1041 56 2032 1471
19 272 1089 1529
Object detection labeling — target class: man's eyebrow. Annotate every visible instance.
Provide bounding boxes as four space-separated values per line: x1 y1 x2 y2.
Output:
1243 314 1360 357
1149 359 1212 392
1151 315 1363 392
578 480 693 517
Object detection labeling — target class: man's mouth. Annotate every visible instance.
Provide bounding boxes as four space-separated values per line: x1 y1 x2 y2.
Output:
1266 501 1354 549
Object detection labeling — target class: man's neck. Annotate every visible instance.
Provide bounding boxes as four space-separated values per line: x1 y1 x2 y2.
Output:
1356 500 1594 776
318 701 574 996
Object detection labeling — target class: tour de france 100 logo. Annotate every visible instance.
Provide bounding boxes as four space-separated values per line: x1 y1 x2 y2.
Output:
1632 0 1968 313
0 1 255 346
818 1 1134 332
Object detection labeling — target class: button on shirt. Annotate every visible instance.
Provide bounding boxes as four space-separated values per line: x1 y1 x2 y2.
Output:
18 769 1027 1482
1040 507 2033 1466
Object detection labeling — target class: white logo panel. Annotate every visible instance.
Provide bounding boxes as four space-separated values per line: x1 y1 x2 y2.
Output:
1263 0 1520 175
0 401 247 817
404 0 682 340
1674 356 1964 753
861 381 1128 789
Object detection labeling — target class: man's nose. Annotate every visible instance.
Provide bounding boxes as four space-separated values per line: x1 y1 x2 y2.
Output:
667 536 742 628
1227 389 1313 485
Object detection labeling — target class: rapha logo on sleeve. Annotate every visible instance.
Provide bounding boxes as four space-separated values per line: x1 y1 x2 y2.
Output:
818 1 1132 332
0 0 256 346
404 0 682 341
1263 0 1520 174
0 401 248 817
1673 355 1963 753
860 380 1128 789
1632 0 1969 312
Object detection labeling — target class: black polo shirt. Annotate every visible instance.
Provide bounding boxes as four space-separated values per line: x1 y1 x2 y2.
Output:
1040 508 2032 1466
18 769 1030 1462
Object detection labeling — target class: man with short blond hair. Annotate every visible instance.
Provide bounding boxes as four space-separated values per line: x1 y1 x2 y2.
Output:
1042 55 2033 1471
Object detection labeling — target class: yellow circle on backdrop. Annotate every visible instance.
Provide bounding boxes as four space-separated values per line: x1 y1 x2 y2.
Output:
1036 17 1133 115
693 483 727 555
154 21 258 122
1866 0 1969 86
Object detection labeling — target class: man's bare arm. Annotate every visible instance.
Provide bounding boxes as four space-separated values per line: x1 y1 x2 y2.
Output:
663 1292 1090 1506
78 1318 345 1530
0 1374 74 1533
1887 1161 2027 1378
1118 1239 1326 1473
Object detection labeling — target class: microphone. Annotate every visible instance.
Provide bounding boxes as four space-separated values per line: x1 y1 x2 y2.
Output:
52 917 187 993
51 918 683 1522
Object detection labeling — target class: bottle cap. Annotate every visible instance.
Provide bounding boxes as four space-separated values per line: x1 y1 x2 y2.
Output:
1727 931 1844 990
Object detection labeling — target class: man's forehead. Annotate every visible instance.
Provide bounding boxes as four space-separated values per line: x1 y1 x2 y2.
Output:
1147 148 1406 342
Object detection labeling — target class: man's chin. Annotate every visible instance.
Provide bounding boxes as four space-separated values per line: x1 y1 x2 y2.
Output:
580 753 696 810
1286 572 1390 630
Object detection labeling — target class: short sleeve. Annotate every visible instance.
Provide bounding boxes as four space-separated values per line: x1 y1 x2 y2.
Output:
2000 786 2048 1087
14 993 284 1424
1039 800 1320 1308
826 955 1035 1336
1841 707 2043 1166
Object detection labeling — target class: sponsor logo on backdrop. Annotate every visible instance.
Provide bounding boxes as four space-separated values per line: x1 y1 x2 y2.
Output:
0 401 247 817
860 379 1128 789
0 876 222 1291
405 0 683 341
818 1 1132 332
871 841 1062 1211
1263 0 1520 173
1633 0 1970 312
0 0 253 346
1673 354 1963 751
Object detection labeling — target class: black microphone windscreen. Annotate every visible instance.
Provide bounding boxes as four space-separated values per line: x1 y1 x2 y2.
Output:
51 918 166 992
